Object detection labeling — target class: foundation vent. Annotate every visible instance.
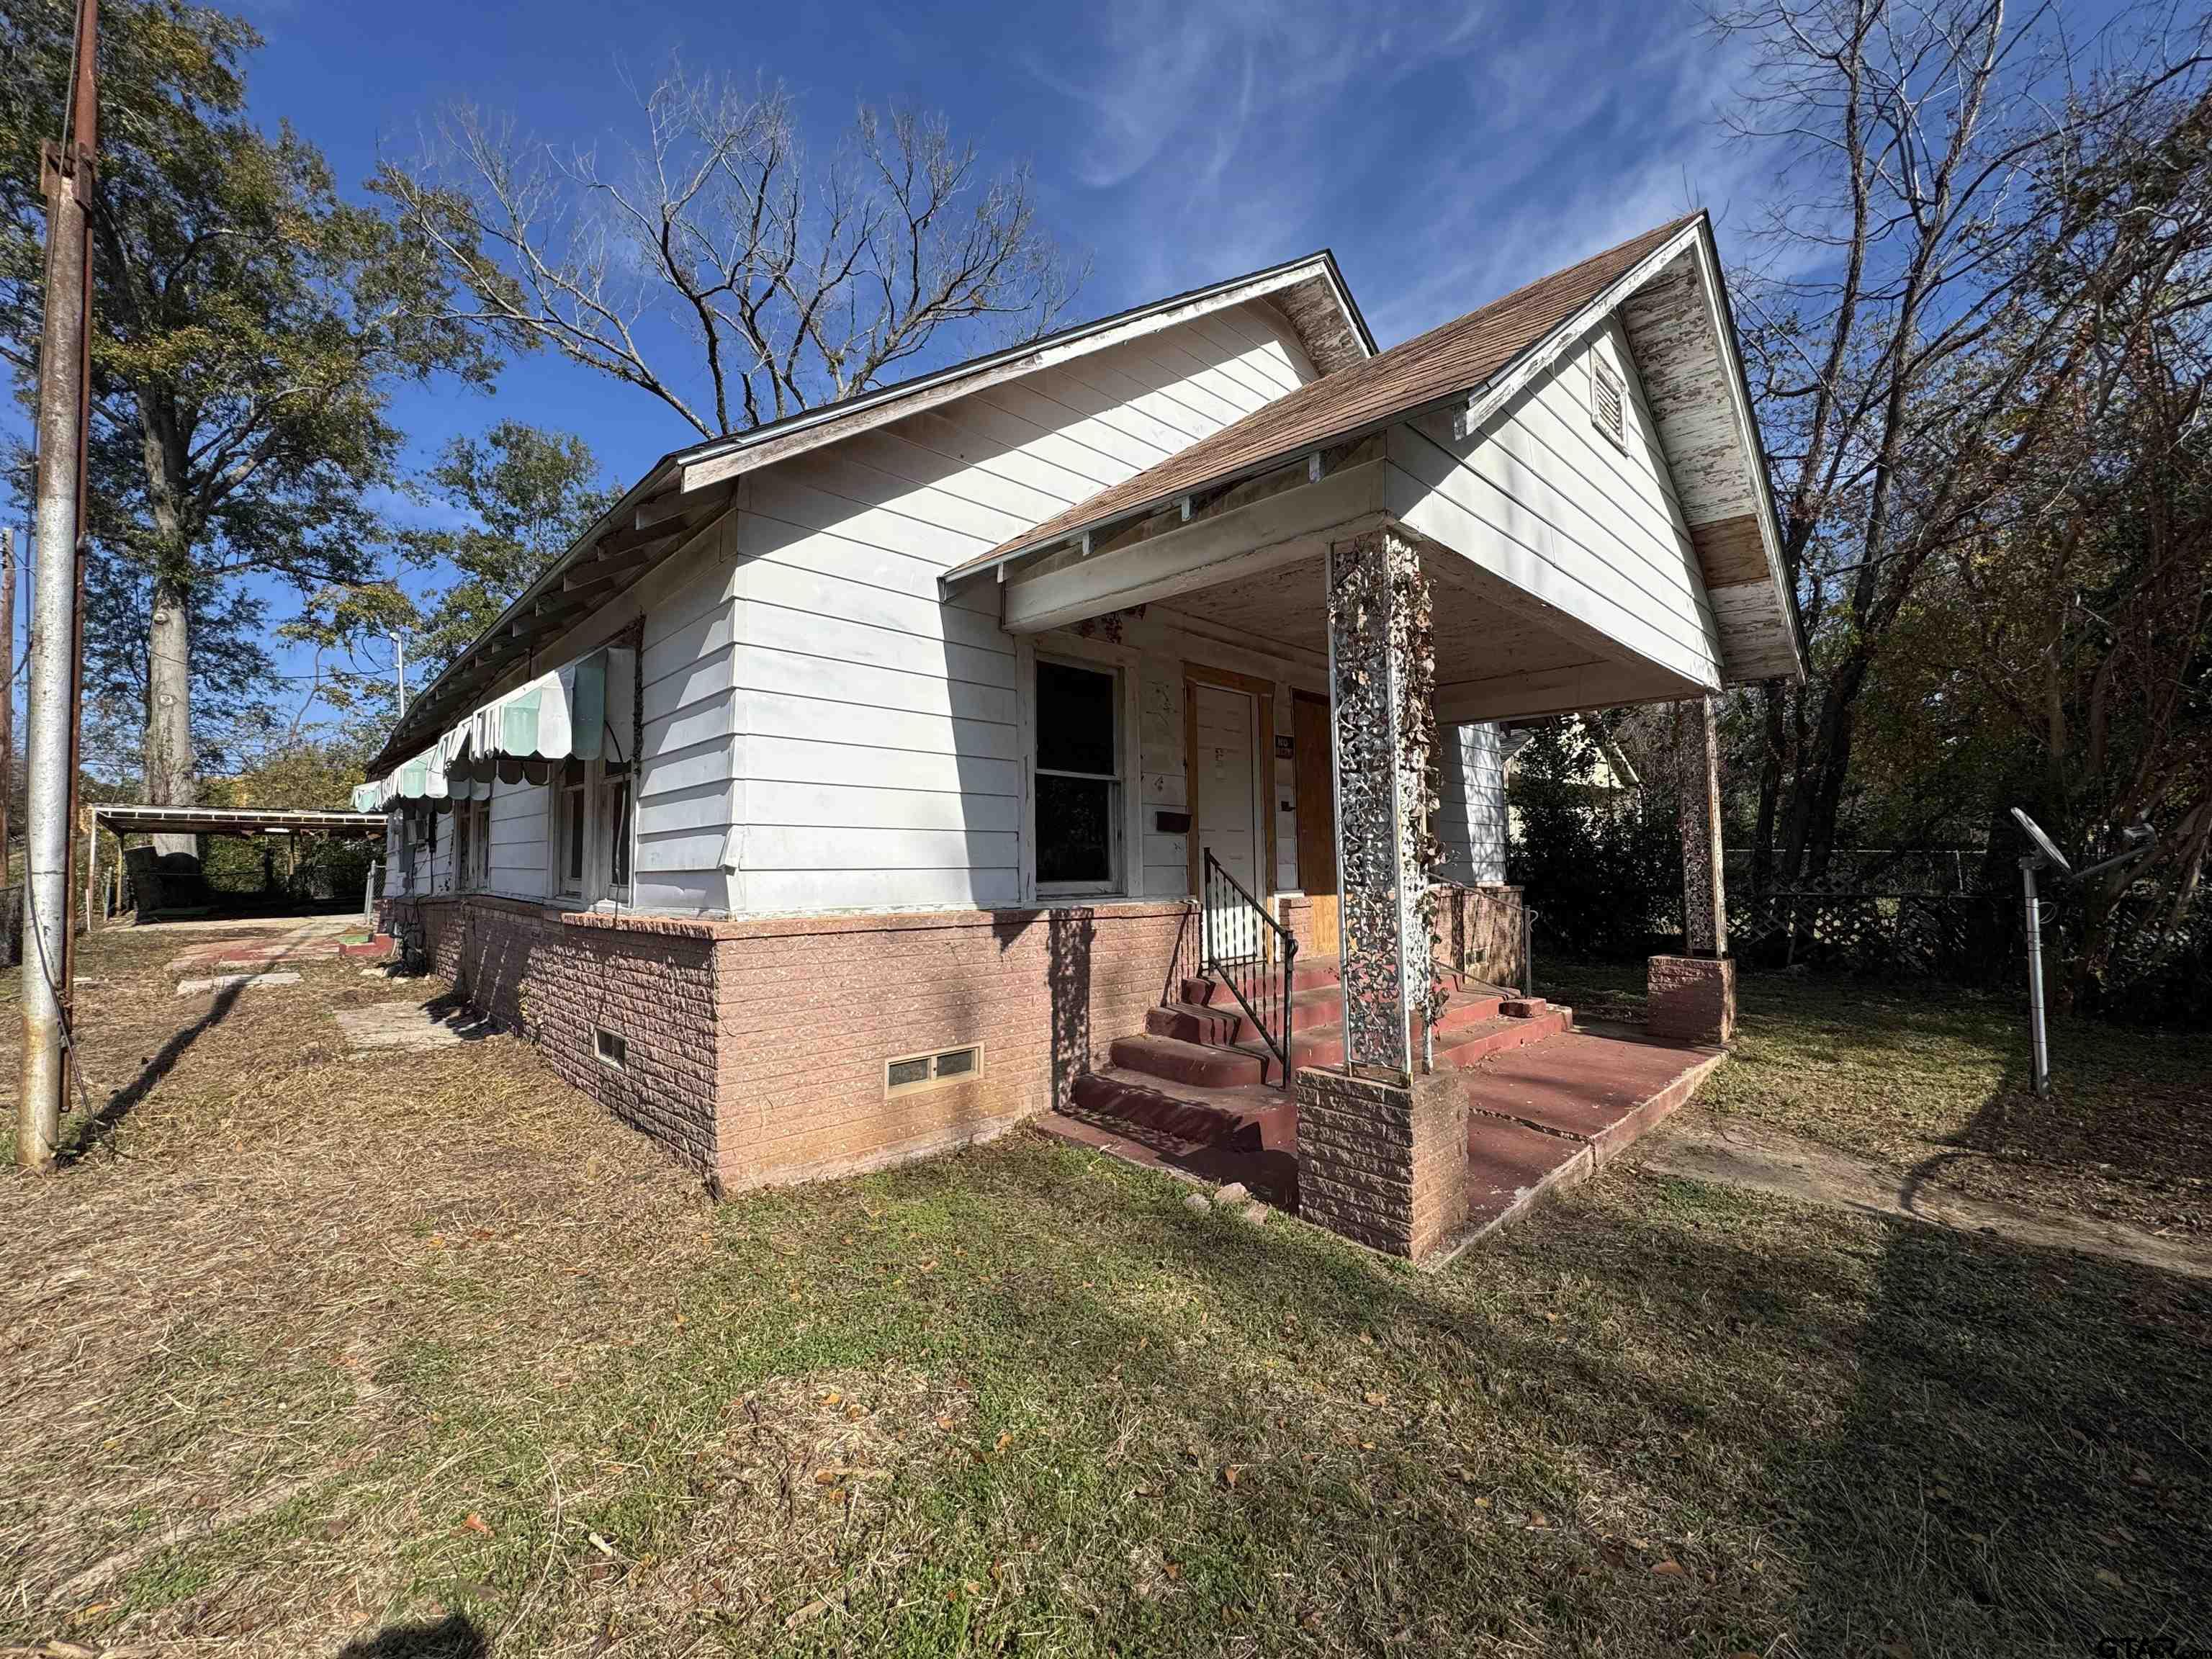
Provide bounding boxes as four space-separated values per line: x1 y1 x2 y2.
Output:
886 1044 984 1096
595 1028 627 1069
1591 359 1626 449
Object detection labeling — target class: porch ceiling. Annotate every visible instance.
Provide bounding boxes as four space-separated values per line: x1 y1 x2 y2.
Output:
1141 544 1704 724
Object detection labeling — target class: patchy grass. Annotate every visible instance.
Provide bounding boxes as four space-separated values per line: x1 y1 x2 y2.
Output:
1540 957 2212 1236
0 927 2206 1655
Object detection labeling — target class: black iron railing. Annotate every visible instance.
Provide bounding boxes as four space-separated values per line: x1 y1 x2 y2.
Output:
1200 848 1298 1090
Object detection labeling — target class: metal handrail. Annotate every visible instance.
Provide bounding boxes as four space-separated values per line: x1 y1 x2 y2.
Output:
1200 849 1298 1090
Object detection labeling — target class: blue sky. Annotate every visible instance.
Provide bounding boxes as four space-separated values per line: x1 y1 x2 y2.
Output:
14 0 2106 750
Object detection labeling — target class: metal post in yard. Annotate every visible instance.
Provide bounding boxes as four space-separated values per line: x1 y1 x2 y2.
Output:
2020 857 2050 1099
81 804 96 933
19 0 98 1171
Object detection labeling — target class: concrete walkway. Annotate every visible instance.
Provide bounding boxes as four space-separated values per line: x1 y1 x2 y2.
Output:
1640 1112 2212 1282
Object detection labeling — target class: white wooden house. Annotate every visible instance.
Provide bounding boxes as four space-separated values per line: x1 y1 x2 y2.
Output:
363 211 1799 1249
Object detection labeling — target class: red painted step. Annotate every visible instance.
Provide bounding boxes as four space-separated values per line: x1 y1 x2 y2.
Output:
1107 1033 1269 1089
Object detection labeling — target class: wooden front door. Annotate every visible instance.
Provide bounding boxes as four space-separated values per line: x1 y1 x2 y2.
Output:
1292 691 1339 956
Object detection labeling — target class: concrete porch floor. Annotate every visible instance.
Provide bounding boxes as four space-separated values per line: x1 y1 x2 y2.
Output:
1040 1020 1725 1249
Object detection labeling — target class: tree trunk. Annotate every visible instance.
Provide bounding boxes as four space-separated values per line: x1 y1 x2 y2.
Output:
145 574 195 857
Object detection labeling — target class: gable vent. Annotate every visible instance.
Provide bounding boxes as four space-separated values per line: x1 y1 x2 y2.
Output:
1591 359 1626 449
886 1044 984 1097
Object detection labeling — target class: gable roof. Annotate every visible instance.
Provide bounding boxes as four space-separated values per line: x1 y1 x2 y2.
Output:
944 212 1804 685
369 252 1375 773
949 215 1699 577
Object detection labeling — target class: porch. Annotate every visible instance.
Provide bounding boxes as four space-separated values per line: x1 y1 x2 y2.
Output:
945 217 1791 1259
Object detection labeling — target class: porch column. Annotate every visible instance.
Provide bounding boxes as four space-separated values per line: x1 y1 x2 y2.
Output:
1649 694 1736 1044
1296 529 1468 1262
1678 695 1727 954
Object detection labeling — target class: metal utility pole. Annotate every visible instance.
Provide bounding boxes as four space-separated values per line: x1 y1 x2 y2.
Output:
1 526 15 863
389 629 407 717
19 0 98 1172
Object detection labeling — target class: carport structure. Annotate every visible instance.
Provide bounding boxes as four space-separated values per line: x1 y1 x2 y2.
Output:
88 803 387 925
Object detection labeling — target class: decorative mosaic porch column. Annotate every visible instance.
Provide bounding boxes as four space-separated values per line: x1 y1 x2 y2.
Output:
1649 694 1736 1044
1296 529 1467 1260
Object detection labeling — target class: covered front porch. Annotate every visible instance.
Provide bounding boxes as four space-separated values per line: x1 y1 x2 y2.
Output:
1016 521 1745 1261
945 215 1798 1259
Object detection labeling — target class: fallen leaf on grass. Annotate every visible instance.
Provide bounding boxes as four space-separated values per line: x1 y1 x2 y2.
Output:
459 1512 493 1536
935 1415 956 1431
994 1431 1013 1454
783 1596 831 1629
820 1390 842 1407
1362 1390 1388 1406
1650 1559 1684 1578
1221 1465 1241 1488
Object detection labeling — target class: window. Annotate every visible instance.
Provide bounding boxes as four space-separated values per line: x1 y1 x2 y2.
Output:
553 759 588 896
454 800 474 891
595 1028 627 1069
885 1045 984 1097
1590 359 1626 449
1035 658 1122 892
597 759 633 902
453 799 490 891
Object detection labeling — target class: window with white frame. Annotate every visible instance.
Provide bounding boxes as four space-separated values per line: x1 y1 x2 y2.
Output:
453 799 475 891
1035 657 1123 894
452 799 490 891
597 758 633 902
552 759 588 899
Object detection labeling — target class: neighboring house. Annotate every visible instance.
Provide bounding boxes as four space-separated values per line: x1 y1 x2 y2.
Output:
1495 715 1643 846
361 210 1800 1227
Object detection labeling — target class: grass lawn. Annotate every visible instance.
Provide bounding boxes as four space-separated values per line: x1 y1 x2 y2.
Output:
1538 956 2212 1238
0 927 2206 1657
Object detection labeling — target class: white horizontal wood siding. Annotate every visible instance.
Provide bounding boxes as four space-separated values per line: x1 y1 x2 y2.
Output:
1390 318 1724 690
486 776 549 900
1437 723 1506 886
727 300 1320 915
636 525 743 912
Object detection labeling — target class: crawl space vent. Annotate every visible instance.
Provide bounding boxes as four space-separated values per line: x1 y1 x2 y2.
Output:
1591 360 1626 449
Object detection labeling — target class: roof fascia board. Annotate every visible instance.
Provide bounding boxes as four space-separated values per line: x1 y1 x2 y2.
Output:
1686 221 1807 682
367 469 729 771
677 257 1368 499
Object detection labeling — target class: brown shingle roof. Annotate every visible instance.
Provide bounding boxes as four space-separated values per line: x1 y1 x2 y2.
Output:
950 212 1703 580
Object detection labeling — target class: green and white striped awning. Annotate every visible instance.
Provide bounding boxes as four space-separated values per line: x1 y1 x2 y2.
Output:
366 645 636 809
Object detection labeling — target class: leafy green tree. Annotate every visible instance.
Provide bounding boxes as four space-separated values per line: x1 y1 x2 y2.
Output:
401 421 616 675
0 0 493 813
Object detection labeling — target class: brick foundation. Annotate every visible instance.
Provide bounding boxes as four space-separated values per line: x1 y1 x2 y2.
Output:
1295 1066 1470 1260
1646 954 1736 1046
392 894 723 1175
382 893 1199 1193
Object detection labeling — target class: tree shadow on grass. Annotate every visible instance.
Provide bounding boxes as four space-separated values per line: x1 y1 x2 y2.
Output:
1782 1191 2212 1657
823 1146 2212 1655
62 975 248 1161
336 1611 486 1658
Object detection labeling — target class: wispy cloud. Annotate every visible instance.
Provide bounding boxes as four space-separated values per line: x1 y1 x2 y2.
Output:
1033 0 1805 347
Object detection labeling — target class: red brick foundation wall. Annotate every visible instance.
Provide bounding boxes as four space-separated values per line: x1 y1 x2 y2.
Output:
707 901 1197 1192
388 895 721 1178
1295 1066 1470 1260
382 894 1202 1195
